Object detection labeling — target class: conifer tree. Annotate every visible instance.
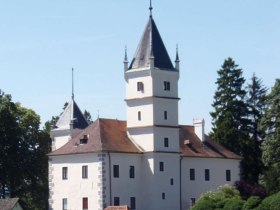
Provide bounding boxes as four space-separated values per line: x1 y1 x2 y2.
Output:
210 58 249 155
260 79 280 193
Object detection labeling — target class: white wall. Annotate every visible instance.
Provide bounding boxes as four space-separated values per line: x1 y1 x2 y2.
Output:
181 157 240 210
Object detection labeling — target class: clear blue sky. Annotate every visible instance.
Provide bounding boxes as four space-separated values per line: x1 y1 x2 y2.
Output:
1 0 279 133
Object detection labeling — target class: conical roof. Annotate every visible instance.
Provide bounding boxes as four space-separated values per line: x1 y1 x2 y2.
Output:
129 16 174 71
55 99 89 130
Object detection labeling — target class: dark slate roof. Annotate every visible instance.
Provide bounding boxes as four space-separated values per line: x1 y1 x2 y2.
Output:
55 99 89 130
129 16 174 70
49 119 240 160
0 198 20 210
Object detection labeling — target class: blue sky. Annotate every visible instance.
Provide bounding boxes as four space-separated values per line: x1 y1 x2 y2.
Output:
1 0 279 133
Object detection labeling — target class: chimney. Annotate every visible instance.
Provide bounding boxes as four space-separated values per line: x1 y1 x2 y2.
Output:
193 118 205 142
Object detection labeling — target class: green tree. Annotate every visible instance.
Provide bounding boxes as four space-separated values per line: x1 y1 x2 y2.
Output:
242 74 267 182
0 91 51 209
259 79 280 194
83 109 92 124
210 58 248 154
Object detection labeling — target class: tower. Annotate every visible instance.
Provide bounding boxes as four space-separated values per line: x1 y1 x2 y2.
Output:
124 2 181 209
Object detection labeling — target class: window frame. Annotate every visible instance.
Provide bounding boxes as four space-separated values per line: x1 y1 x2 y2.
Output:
62 198 67 210
113 165 119 178
164 111 168 120
190 168 195 181
162 193 166 200
164 137 169 147
164 81 170 91
130 197 136 210
114 197 120 206
82 197 88 210
129 166 135 179
159 162 164 172
137 82 144 92
205 169 210 181
62 167 68 180
138 111 141 121
226 169 231 181
82 165 88 179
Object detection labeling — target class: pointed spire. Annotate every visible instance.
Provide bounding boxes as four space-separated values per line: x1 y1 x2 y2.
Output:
149 0 153 17
175 45 180 71
124 46 129 72
72 68 74 100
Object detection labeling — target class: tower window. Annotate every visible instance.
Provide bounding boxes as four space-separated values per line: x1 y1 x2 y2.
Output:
226 170 231 181
82 197 88 210
113 165 119 178
205 169 210 181
190 168 195 180
82 165 88 179
129 166 135 178
159 162 164 171
137 82 144 92
138 111 141 121
170 178 174 185
62 167 68 180
162 193 166 200
130 197 136 209
164 81 170 91
114 197 120 206
164 111 168 120
62 198 67 210
164 137 169 147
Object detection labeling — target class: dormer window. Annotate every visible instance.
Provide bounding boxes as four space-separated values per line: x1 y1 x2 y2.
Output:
137 82 144 92
80 135 88 144
164 81 170 91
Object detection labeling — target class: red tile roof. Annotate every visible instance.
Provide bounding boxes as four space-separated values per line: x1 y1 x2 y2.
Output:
49 118 241 159
0 198 21 210
104 206 130 210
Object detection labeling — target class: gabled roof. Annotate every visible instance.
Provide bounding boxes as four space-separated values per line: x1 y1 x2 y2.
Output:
55 99 89 130
180 125 241 159
49 118 141 156
0 198 21 210
129 16 174 71
49 119 240 159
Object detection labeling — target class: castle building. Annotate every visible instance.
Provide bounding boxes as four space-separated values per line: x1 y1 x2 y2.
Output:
48 4 241 210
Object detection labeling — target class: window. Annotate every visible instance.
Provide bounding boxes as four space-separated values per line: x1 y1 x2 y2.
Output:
129 166 135 178
82 165 88 179
226 170 231 181
159 162 164 171
162 193 165 200
114 197 120 206
113 165 119 178
190 168 195 180
164 81 170 91
137 82 144 92
191 198 196 207
138 111 141 121
130 197 136 209
164 137 169 147
205 169 210 181
62 198 67 210
170 178 174 185
62 167 68 180
83 197 88 210
164 111 168 120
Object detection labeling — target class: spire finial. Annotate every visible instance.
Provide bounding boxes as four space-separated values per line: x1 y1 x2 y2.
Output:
72 68 74 100
149 0 153 17
124 45 128 61
176 44 179 61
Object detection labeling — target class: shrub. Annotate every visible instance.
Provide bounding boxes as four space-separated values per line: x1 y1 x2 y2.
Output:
242 196 261 210
224 198 244 210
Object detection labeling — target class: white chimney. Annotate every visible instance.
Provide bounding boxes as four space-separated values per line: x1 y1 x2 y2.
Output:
193 118 205 142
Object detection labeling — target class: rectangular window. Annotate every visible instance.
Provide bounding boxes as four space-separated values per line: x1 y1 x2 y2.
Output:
191 198 196 207
114 197 120 206
190 168 195 180
130 197 136 210
129 166 135 178
62 198 67 210
137 82 144 92
159 162 164 172
113 165 119 178
164 111 168 120
82 197 88 210
138 111 141 121
170 178 174 185
205 169 210 181
82 165 88 179
226 170 231 181
62 167 68 180
162 193 165 200
164 81 170 91
164 137 169 147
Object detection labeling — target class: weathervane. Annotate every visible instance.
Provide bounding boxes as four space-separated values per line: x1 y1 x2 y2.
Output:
72 68 74 100
149 0 153 17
